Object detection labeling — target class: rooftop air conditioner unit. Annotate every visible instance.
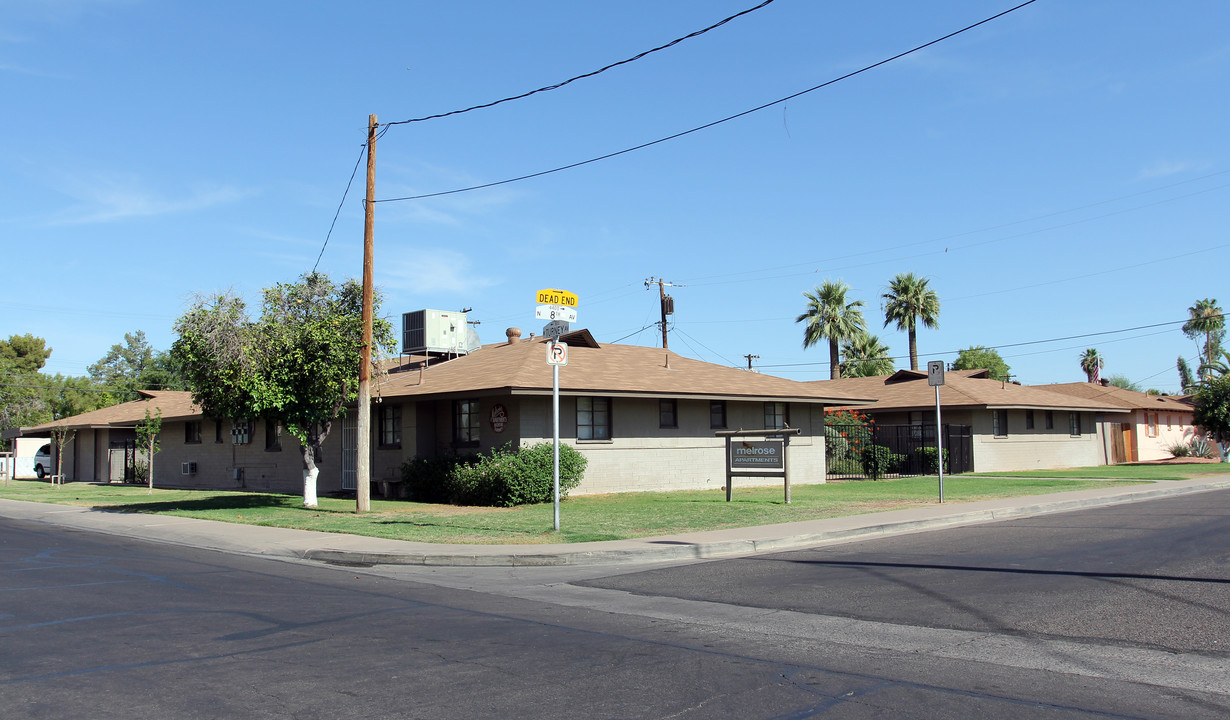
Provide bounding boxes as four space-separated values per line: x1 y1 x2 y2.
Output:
181 461 198 475
402 309 481 356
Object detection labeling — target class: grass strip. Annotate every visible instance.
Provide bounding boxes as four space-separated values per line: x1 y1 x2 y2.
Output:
0 471 1180 544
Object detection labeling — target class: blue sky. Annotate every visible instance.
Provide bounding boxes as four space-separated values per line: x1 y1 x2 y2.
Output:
3 0 1226 393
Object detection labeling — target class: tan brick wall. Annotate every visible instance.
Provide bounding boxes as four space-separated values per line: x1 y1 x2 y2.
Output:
971 409 1105 472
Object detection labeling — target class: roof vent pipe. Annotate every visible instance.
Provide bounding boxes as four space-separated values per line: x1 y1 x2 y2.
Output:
506 327 522 345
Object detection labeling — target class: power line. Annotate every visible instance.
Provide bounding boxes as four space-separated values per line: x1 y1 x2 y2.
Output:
374 0 1040 203
758 316 1207 369
311 140 368 273
381 0 780 128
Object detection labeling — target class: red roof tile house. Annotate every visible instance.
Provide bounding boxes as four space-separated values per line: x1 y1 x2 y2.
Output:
19 330 872 496
813 369 1130 473
1037 382 1197 463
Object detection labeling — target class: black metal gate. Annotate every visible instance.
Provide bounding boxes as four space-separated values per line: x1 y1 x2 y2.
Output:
825 423 973 479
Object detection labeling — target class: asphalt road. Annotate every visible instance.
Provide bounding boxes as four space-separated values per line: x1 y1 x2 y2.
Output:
2 490 1228 718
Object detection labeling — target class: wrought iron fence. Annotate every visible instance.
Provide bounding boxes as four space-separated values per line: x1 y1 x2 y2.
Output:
825 423 973 480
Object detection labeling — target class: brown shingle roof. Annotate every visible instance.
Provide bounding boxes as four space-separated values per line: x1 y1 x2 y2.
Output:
1036 382 1195 412
378 336 873 404
27 390 202 431
815 369 1130 413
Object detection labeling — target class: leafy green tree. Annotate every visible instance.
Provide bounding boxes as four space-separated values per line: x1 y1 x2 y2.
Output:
1198 349 1229 382
1177 356 1196 394
953 346 1011 380
0 334 52 372
88 330 185 397
882 272 940 371
172 272 394 507
796 280 867 380
1104 374 1141 392
1183 298 1225 380
1079 348 1102 383
840 332 894 378
1193 373 1230 461
134 408 162 494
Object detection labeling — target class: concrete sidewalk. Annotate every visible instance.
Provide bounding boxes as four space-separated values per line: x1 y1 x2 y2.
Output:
3 475 1229 567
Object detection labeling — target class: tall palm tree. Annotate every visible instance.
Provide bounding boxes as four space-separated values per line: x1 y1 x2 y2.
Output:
881 272 940 371
1183 298 1225 379
796 280 866 380
1080 348 1102 383
840 332 894 378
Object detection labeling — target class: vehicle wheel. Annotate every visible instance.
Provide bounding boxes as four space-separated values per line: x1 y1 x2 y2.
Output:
35 465 45 479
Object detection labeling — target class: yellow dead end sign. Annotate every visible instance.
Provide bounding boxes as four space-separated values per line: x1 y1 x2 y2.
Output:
536 288 579 308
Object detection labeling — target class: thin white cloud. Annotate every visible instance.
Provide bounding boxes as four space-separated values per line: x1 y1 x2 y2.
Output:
46 171 248 224
377 247 497 299
1136 160 1197 181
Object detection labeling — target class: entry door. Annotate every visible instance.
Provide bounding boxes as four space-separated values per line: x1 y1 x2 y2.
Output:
341 415 357 490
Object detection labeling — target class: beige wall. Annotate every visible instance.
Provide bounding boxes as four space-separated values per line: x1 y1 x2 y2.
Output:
970 409 1105 472
519 397 826 495
1133 408 1196 461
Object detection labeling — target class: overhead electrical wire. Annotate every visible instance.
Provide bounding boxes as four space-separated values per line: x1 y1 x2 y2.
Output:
374 0 1040 203
756 316 1215 370
311 141 368 274
381 0 780 128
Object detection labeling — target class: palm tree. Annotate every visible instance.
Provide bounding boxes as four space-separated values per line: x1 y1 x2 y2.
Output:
1183 298 1225 379
1080 348 1102 383
840 332 894 378
796 280 867 380
881 272 940 371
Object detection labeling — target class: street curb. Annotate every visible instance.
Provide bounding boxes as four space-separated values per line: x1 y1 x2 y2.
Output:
299 478 1230 567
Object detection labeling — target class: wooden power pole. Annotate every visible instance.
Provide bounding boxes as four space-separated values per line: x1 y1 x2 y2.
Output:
357 114 376 513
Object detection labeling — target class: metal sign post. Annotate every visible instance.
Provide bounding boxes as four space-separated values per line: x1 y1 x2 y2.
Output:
538 288 577 532
927 360 946 503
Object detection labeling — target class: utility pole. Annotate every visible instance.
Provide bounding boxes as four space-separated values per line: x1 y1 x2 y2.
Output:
645 277 682 349
357 114 376 513
743 354 759 370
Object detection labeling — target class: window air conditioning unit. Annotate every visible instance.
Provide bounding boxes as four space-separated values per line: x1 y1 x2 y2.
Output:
181 462 198 475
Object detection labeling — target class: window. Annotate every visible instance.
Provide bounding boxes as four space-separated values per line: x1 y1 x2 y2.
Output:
710 400 727 429
184 420 201 444
1045 410 1054 430
992 409 1008 437
265 419 282 451
379 404 402 448
453 400 480 445
764 402 789 431
1025 410 1035 430
577 397 611 441
659 399 677 429
1146 413 1158 438
214 419 224 443
1069 412 1082 437
1166 415 1171 430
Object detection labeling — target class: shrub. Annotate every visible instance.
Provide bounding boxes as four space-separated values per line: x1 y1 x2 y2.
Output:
1189 436 1216 459
914 447 950 474
860 444 904 480
1166 441 1191 458
401 442 587 507
401 453 474 503
826 457 864 476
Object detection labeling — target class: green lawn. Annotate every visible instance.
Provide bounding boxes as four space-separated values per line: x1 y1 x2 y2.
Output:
969 464 1229 481
0 467 1196 544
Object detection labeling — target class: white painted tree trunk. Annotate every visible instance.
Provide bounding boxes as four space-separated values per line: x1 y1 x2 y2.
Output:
303 465 319 507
